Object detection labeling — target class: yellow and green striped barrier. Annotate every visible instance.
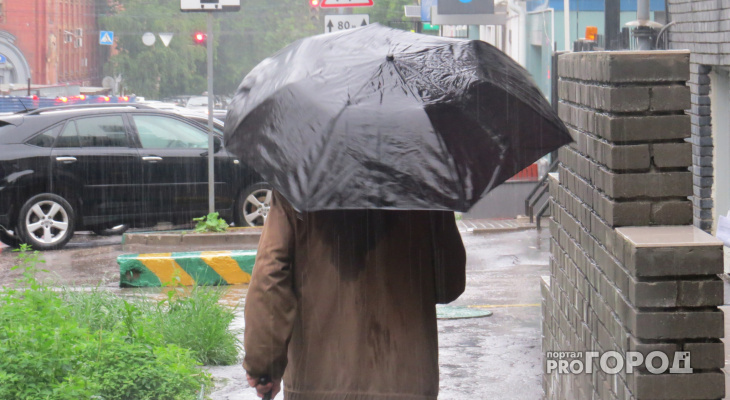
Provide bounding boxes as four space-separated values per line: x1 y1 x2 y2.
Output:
118 250 256 287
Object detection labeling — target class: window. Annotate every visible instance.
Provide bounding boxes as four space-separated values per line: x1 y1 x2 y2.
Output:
76 116 128 147
27 125 62 148
55 121 80 148
133 115 209 149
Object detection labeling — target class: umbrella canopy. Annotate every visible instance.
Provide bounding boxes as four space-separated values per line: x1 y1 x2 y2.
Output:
225 24 571 212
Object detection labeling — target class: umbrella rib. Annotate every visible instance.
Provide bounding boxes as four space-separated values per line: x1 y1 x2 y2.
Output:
389 60 467 209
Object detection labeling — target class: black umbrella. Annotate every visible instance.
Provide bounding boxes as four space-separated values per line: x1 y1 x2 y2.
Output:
225 24 571 212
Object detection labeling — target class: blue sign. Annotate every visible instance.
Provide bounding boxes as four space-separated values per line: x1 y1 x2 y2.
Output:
0 55 6 64
99 31 114 46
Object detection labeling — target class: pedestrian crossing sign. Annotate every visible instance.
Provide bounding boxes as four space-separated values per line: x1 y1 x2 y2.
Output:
99 31 114 46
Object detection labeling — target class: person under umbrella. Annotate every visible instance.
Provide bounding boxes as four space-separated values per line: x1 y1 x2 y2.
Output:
227 24 572 399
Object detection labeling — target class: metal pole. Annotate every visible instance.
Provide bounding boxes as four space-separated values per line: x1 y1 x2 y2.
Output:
635 0 653 50
563 0 570 51
207 12 215 214
605 0 620 50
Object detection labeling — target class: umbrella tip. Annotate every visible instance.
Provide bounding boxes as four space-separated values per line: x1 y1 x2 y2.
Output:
386 54 395 62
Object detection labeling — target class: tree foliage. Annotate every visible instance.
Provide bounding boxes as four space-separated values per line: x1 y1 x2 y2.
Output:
100 0 415 99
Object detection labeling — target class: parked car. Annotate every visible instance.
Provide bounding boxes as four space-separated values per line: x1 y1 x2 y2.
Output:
0 103 271 250
184 95 227 119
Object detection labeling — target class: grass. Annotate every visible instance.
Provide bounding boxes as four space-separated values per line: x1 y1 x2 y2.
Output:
0 245 242 399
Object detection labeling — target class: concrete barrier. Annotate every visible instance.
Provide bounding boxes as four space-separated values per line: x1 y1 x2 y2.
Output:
118 250 256 287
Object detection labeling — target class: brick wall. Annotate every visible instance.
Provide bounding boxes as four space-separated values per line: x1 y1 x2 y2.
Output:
542 50 726 400
667 0 730 231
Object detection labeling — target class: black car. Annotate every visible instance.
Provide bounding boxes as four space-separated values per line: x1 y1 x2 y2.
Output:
0 104 271 250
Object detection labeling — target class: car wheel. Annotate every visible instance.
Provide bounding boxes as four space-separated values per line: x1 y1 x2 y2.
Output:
235 183 273 227
92 224 129 236
0 229 21 248
16 193 76 250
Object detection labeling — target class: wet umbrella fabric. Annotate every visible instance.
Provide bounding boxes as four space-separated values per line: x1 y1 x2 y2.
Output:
225 24 572 212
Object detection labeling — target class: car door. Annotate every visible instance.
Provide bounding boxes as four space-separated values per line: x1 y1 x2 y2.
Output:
50 114 145 226
128 113 233 221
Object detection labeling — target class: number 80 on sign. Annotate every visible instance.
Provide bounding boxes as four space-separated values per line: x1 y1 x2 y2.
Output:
324 14 370 34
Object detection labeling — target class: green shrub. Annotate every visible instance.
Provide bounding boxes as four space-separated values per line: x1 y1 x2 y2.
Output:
0 246 215 400
193 212 229 233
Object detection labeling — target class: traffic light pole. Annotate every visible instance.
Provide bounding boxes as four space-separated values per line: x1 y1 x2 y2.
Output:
207 11 215 214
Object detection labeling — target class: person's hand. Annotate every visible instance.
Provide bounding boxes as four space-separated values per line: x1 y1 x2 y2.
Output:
246 373 281 399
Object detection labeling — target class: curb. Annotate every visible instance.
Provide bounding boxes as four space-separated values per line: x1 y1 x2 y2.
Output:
118 250 256 287
122 227 262 252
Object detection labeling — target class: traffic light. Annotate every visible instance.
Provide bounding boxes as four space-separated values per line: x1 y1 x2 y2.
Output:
309 0 320 21
193 32 207 45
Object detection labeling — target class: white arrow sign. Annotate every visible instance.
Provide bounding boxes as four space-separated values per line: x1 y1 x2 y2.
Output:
324 14 369 34
159 32 174 47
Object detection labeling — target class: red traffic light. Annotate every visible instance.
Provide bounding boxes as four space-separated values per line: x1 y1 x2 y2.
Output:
309 0 319 7
193 32 207 45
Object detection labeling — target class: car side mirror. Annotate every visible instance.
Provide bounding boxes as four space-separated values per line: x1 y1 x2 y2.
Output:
214 136 223 153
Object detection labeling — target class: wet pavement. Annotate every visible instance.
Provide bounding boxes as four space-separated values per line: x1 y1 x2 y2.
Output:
204 228 551 400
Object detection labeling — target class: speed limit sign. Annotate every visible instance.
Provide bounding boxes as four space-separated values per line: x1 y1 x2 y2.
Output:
324 14 370 33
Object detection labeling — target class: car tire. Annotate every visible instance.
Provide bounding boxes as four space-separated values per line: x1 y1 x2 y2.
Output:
0 230 21 248
234 183 273 227
92 224 129 236
16 193 76 250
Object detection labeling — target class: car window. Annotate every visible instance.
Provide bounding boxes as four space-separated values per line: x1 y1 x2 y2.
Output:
76 116 129 147
26 124 62 148
55 121 81 148
133 115 209 149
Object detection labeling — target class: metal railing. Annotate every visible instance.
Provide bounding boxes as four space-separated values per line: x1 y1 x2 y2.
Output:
524 159 558 229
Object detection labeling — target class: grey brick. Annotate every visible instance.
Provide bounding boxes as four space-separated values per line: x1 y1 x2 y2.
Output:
691 144 713 157
596 169 692 199
685 341 725 370
691 93 711 105
693 174 714 188
596 114 690 142
694 207 714 220
651 201 693 225
651 142 692 169
690 72 711 85
631 309 723 339
678 278 724 307
651 85 691 112
628 279 678 308
628 371 725 399
689 63 711 75
693 185 713 198
692 154 714 167
690 124 712 136
688 134 714 146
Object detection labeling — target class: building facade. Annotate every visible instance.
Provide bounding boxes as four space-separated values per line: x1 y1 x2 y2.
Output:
667 0 730 244
0 0 102 88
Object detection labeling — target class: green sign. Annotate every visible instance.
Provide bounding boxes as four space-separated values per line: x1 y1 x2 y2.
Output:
422 23 440 31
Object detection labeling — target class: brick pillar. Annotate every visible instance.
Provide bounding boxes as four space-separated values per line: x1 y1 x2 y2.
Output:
542 51 726 400
688 60 714 232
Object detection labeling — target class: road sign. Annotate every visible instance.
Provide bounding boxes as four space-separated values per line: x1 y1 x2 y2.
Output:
99 31 114 46
159 33 174 47
324 14 369 33
180 0 240 12
320 0 373 8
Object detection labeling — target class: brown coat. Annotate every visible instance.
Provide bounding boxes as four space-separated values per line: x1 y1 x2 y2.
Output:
243 191 466 400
